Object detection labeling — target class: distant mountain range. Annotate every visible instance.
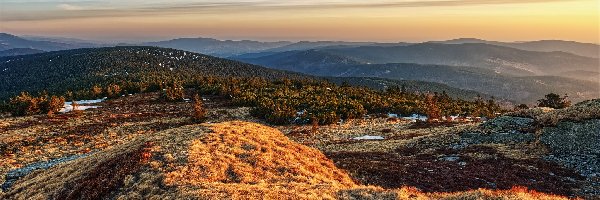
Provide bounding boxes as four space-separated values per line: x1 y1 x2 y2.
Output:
0 48 45 57
0 33 96 52
0 46 481 101
233 43 599 79
1 32 598 103
232 45 599 103
433 38 599 58
326 63 598 103
2 32 598 58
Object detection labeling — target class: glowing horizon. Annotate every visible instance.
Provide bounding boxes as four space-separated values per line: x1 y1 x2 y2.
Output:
0 0 598 43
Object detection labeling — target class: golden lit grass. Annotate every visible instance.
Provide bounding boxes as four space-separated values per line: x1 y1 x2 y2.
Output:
164 121 357 199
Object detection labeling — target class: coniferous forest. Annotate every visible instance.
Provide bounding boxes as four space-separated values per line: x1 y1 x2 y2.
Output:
0 47 503 124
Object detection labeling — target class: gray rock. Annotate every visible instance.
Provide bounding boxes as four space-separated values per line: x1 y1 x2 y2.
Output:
1 153 91 191
481 116 536 133
541 119 600 178
460 131 535 145
439 155 460 162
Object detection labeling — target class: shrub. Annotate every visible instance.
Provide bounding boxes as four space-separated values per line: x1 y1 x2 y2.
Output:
8 92 66 116
91 85 103 97
515 104 529 111
106 84 122 98
538 93 571 109
163 82 185 102
425 94 441 122
9 92 40 116
42 96 66 117
72 100 83 117
192 94 207 123
311 117 319 135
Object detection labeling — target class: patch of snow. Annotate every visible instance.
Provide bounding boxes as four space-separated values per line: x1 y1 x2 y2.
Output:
59 105 101 113
402 114 428 122
353 135 385 140
388 113 398 118
60 98 106 113
442 115 461 121
64 97 107 105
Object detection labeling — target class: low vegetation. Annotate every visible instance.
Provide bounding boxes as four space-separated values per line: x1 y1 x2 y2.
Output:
6 92 64 117
1 75 504 125
191 94 207 123
1 121 574 199
537 93 571 109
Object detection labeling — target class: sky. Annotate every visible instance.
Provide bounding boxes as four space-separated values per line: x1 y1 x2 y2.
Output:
0 0 598 43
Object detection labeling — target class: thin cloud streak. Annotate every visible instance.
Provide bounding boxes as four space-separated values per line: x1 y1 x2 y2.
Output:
1 0 585 21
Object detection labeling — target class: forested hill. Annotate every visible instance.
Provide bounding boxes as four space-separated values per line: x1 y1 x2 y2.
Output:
0 46 310 100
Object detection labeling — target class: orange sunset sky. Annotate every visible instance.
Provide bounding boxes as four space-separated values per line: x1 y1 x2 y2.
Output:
0 0 598 43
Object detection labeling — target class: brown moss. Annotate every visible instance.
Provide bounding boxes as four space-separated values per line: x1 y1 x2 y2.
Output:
2 138 152 200
55 142 152 200
328 147 582 197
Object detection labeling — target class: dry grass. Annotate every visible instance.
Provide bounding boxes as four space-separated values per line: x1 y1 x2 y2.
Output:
2 121 573 199
164 121 357 199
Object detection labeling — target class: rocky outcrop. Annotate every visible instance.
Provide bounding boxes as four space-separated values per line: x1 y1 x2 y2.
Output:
475 99 600 197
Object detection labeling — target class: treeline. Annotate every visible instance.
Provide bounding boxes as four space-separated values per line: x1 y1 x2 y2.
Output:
0 47 506 123
0 75 505 124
